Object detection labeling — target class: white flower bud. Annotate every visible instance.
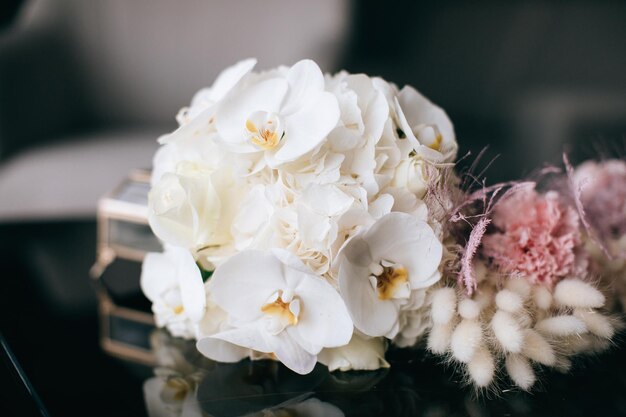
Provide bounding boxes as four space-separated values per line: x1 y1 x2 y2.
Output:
492 310 523 353
458 299 480 320
554 279 605 308
521 329 555 366
573 309 614 339
532 285 552 310
430 287 457 325
451 319 483 363
427 322 454 354
467 346 495 387
505 355 535 390
535 315 587 336
495 289 523 313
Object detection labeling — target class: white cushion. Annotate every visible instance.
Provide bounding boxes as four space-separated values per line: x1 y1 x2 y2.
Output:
0 129 162 221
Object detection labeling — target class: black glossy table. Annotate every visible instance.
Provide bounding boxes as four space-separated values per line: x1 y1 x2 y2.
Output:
2 222 626 417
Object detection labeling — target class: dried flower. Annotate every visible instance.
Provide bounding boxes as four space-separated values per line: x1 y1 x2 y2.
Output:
482 186 586 286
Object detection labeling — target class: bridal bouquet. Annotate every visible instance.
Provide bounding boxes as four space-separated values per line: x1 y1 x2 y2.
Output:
141 58 624 391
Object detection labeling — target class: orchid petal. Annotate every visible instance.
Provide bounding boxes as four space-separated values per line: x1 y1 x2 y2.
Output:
216 78 288 147
282 59 325 115
338 258 399 337
209 250 286 321
140 252 176 303
275 92 339 162
271 333 318 375
292 274 353 349
206 58 257 102
174 247 207 322
364 213 442 286
209 325 274 353
397 86 457 160
196 337 249 363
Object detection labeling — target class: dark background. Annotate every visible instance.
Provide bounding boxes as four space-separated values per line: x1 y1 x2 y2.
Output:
0 1 625 416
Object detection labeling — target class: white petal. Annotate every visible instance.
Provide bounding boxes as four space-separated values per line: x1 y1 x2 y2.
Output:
216 78 288 147
272 332 317 375
301 184 354 217
397 85 457 160
339 235 373 267
394 96 420 149
282 59 325 115
207 58 257 102
292 273 353 349
174 247 207 322
209 325 274 353
297 206 332 250
364 213 443 288
275 92 339 162
140 252 176 303
209 250 286 321
196 337 249 363
368 194 394 219
158 106 215 145
338 257 399 337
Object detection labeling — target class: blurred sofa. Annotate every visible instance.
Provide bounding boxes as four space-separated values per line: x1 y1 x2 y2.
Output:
0 0 350 314
0 0 349 221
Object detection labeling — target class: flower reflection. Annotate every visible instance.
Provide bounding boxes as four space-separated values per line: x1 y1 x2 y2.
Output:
142 330 621 417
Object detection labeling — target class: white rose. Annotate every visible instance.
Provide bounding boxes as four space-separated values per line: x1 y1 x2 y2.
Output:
149 159 244 250
391 157 436 199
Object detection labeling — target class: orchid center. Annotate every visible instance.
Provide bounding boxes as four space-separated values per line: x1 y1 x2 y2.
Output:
163 288 185 315
369 261 410 300
414 124 442 151
261 289 301 335
245 111 284 150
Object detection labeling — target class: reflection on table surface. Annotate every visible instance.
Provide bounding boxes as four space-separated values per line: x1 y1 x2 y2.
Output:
142 330 626 417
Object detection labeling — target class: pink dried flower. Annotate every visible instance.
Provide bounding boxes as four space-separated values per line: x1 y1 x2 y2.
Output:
482 185 587 286
575 160 626 243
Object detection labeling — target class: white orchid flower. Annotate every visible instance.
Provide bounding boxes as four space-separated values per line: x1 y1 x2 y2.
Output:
141 247 207 339
175 58 257 126
197 249 353 374
215 59 340 166
393 85 457 163
338 212 442 338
